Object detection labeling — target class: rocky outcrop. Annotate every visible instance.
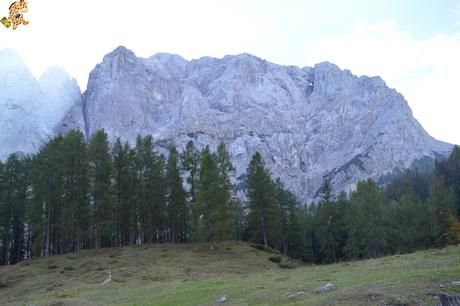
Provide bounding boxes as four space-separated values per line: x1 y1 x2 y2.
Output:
0 50 80 159
7 46 453 202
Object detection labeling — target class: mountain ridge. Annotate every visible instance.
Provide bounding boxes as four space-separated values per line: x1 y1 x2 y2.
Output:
0 50 81 159
55 46 452 202
0 47 452 202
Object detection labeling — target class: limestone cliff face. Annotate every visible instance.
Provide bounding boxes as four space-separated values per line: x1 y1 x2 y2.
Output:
0 50 80 159
52 46 451 201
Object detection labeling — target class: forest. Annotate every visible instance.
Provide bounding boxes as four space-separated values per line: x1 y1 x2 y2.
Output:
0 129 459 266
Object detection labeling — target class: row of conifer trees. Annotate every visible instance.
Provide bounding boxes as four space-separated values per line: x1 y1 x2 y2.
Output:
0 130 459 266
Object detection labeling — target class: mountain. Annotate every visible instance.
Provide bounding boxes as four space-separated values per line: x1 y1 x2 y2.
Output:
0 50 80 159
54 46 452 201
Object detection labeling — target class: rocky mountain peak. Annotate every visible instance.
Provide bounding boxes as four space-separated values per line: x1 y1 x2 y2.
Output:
0 50 82 160
104 46 136 61
0 49 27 70
3 46 451 202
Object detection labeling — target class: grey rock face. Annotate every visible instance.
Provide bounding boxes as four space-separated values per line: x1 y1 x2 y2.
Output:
0 50 48 159
53 46 451 202
0 50 80 160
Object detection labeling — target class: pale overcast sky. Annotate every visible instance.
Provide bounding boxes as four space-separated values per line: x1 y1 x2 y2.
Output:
2 0 460 144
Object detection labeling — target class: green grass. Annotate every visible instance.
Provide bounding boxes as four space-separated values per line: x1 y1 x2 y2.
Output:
0 242 459 305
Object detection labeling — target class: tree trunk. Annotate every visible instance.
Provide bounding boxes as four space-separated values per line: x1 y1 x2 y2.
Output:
262 218 268 247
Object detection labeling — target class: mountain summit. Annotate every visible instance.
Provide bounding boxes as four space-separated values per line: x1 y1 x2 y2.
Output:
0 50 80 159
2 46 451 201
54 46 452 201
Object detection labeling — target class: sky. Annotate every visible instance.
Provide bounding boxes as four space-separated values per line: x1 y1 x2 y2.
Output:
1 0 460 144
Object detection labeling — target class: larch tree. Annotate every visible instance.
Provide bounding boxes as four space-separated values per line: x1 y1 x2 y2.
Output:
246 152 277 247
166 146 187 243
181 140 201 241
88 130 113 249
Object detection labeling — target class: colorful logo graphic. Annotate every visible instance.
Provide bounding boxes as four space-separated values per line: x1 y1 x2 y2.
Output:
1 0 29 30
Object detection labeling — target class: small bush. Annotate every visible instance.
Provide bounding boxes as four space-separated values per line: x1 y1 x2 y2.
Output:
251 243 280 254
268 256 282 263
279 262 296 269
251 243 266 251
0 281 8 288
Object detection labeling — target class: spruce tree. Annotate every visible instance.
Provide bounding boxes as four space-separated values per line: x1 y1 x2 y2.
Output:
88 130 113 249
232 198 246 241
152 154 166 243
196 146 225 245
166 146 187 243
111 138 133 246
0 154 28 265
445 213 460 245
134 135 157 243
60 130 90 252
344 179 389 259
0 160 4 263
315 198 342 263
275 179 306 258
181 141 201 240
214 142 235 240
28 136 64 257
427 178 455 247
246 152 277 247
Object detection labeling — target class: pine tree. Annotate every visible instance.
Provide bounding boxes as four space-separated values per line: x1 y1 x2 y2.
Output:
111 138 133 246
344 179 389 259
152 154 166 243
28 136 64 257
134 135 157 244
321 180 334 202
0 160 5 263
126 146 139 244
214 142 235 240
427 178 455 247
181 141 201 240
195 145 234 245
304 203 320 263
315 199 343 263
0 154 28 265
195 146 219 243
275 179 306 258
445 213 460 245
232 198 246 241
60 130 90 253
166 146 187 243
437 146 460 218
88 130 113 249
246 152 277 247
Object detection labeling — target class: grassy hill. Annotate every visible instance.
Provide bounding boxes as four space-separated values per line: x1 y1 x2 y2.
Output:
0 242 459 306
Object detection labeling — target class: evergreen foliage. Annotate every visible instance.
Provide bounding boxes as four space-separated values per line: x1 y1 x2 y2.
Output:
0 130 459 266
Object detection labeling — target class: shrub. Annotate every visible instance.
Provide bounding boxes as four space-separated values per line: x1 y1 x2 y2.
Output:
252 244 266 251
279 262 296 269
251 243 280 254
268 256 282 263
